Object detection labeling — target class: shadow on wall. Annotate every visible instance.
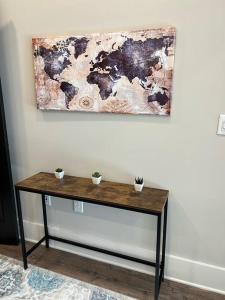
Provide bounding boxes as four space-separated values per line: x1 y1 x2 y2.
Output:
37 106 173 125
0 21 28 181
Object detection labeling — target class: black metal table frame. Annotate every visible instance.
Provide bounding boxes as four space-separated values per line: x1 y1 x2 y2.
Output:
15 187 168 300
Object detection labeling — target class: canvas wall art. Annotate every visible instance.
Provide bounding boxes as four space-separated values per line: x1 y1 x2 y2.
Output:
33 27 176 115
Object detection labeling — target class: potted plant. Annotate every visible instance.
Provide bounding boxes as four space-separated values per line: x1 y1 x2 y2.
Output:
92 171 102 184
54 168 64 179
134 177 144 192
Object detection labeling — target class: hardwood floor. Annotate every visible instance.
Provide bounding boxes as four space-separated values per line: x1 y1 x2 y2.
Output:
0 242 224 300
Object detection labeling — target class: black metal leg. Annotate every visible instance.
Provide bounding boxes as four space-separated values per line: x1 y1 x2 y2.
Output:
15 189 27 269
155 214 161 300
41 194 49 248
161 200 168 281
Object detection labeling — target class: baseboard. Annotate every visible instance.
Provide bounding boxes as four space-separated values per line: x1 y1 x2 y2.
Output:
23 220 225 295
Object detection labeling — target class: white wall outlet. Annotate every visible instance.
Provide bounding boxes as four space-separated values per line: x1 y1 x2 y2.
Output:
45 195 52 206
73 201 84 214
217 114 225 135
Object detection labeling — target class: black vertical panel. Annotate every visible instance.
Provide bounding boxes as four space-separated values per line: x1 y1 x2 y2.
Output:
0 78 19 244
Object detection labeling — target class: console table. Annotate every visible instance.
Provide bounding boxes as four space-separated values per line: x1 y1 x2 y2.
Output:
15 172 168 300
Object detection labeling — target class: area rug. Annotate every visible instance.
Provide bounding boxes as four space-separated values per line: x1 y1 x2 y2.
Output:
0 254 135 299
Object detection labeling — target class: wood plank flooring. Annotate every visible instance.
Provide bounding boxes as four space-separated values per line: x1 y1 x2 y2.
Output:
0 242 224 300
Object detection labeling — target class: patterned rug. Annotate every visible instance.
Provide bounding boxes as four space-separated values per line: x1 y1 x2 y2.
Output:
0 254 135 299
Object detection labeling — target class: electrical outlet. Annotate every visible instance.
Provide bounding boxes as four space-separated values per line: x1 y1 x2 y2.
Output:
217 114 225 135
73 201 84 214
45 195 52 206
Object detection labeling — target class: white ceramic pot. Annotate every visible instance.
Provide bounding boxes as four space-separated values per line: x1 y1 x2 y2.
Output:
92 176 102 185
54 171 64 179
134 183 144 192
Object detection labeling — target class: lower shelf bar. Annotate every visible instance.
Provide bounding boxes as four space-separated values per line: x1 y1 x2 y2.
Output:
49 235 156 267
26 236 46 257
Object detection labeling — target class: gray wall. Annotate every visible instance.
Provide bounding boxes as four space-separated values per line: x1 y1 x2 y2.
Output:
0 0 225 293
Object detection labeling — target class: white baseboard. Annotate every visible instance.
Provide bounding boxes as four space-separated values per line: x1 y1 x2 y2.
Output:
23 220 225 295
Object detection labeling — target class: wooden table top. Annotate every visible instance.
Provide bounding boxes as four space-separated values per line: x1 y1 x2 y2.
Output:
15 172 168 214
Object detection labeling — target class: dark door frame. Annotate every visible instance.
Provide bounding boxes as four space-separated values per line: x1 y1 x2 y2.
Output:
0 78 19 244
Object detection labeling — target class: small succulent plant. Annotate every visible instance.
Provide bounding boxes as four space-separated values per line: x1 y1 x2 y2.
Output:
55 168 63 173
92 171 101 178
135 177 144 185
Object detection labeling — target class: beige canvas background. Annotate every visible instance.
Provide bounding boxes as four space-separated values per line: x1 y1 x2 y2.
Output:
0 0 225 293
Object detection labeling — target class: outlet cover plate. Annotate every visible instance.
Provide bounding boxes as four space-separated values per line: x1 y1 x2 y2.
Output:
45 195 52 206
73 201 84 214
217 114 225 135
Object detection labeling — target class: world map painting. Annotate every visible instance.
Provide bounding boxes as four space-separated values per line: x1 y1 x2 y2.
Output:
33 27 176 115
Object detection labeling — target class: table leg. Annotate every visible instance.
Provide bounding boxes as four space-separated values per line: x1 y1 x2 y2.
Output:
41 194 49 248
161 200 168 281
155 213 161 300
15 189 27 269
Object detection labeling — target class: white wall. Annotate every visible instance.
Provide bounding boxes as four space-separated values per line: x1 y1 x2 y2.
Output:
0 0 225 294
